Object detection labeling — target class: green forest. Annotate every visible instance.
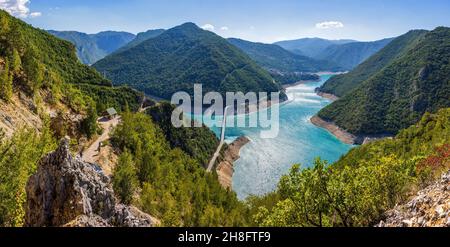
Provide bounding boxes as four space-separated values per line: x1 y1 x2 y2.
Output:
93 23 284 100
110 110 248 226
318 27 450 136
253 108 450 226
1 8 449 228
318 30 427 97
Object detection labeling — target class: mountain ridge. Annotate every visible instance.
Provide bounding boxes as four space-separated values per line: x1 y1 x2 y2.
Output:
93 22 284 100
317 27 450 136
47 30 136 64
228 38 342 73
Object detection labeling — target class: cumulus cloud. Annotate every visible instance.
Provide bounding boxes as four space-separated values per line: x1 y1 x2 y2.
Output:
201 24 215 31
315 21 344 29
0 0 41 18
220 26 229 31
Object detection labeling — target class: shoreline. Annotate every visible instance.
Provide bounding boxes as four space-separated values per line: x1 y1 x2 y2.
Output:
310 115 394 145
310 115 358 145
316 91 339 101
216 136 250 190
282 79 321 89
316 71 348 76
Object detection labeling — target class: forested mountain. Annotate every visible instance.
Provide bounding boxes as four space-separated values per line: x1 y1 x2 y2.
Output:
0 10 143 226
227 38 342 73
316 38 394 70
48 30 135 64
317 27 450 136
319 30 428 97
274 38 356 57
117 29 165 52
93 23 283 100
0 11 249 227
254 107 450 227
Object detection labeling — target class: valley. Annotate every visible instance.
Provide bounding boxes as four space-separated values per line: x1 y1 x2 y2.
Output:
0 1 449 229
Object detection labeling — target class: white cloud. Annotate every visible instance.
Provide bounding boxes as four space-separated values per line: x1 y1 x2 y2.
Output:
201 24 215 31
315 21 344 29
29 11 41 18
0 0 41 18
220 26 229 31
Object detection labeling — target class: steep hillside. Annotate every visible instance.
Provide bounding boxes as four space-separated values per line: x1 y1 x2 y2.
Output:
91 31 136 54
117 29 165 52
275 38 356 57
228 38 342 73
319 30 427 97
316 38 394 70
94 23 283 100
48 30 135 64
0 10 143 226
317 27 450 137
1 11 248 227
145 102 219 167
254 108 450 227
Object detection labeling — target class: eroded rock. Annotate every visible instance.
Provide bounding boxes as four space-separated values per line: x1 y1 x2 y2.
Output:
25 138 156 227
378 171 450 227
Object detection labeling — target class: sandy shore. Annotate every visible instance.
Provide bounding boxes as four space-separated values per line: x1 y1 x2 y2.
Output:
310 115 393 145
317 91 339 101
216 136 250 190
310 115 358 145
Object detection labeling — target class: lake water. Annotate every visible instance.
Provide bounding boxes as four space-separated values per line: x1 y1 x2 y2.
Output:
194 75 353 199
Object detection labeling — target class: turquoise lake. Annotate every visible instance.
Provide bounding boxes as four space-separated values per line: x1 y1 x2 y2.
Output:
194 75 353 199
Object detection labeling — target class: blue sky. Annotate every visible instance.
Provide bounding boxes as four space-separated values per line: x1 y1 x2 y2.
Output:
2 0 450 42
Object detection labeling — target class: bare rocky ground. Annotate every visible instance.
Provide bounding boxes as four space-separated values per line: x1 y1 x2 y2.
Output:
25 138 158 227
378 171 450 227
216 136 250 190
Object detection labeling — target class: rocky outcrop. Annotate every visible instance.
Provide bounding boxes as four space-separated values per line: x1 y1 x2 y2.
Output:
378 171 450 227
25 138 156 227
216 136 250 190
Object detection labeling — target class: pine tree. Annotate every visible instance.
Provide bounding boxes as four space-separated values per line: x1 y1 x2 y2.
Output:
81 103 98 138
0 59 13 102
11 49 22 75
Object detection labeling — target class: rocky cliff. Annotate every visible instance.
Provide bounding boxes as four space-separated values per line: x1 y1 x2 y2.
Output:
25 138 157 227
378 171 450 227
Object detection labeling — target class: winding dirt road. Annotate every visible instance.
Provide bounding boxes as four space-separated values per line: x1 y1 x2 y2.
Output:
82 116 120 164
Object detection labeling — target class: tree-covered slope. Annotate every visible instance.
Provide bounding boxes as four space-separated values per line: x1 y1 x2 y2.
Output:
228 38 342 73
254 107 450 227
0 10 142 226
319 30 428 97
48 30 135 64
316 38 394 70
116 29 165 52
274 38 356 58
93 23 283 100
0 12 109 88
145 102 219 167
91 31 136 54
318 27 450 136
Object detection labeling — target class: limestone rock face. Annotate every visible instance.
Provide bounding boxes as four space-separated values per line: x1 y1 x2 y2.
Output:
25 138 155 227
378 171 450 227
